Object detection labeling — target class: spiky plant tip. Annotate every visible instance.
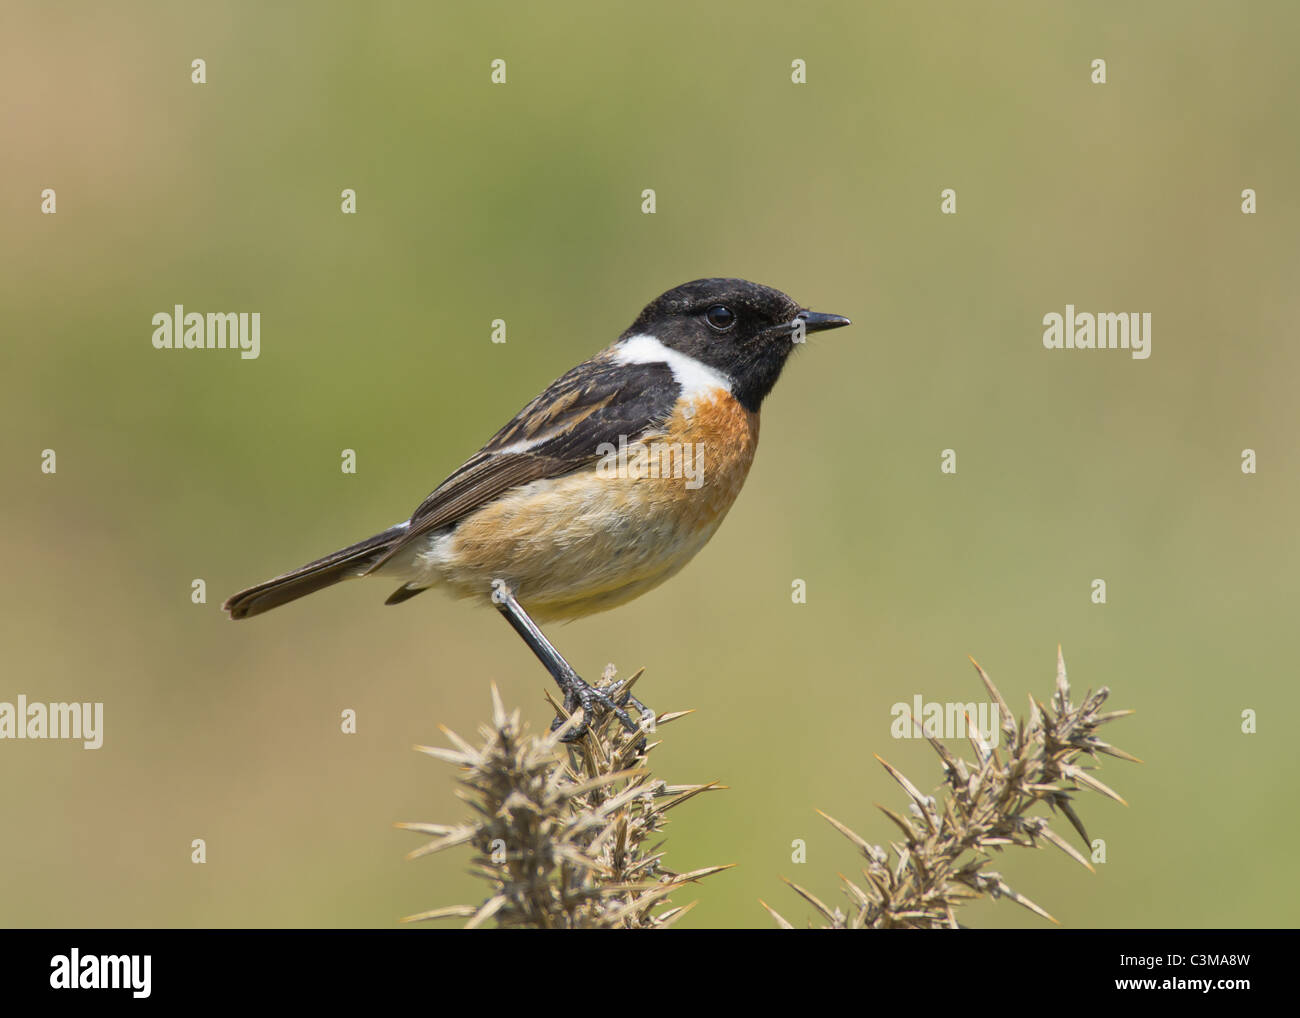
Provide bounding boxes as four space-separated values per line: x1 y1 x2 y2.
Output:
401 667 727 928
768 649 1136 929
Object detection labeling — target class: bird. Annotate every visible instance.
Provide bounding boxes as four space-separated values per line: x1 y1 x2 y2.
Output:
223 278 850 738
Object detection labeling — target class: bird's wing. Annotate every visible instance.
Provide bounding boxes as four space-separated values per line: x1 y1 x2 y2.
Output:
364 354 679 572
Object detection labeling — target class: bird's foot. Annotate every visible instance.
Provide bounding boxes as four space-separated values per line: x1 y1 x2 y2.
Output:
550 668 653 746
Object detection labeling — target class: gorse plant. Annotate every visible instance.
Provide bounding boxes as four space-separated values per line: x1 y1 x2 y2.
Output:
765 648 1138 928
402 649 1135 929
398 666 728 929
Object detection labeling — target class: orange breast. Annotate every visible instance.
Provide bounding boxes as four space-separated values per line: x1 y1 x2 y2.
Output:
657 388 761 527
427 388 761 621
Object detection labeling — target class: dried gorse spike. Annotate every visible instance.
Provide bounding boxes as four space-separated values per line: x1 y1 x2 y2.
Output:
765 648 1139 929
398 666 729 928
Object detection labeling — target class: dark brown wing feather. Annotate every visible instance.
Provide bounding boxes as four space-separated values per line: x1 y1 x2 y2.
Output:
364 355 680 573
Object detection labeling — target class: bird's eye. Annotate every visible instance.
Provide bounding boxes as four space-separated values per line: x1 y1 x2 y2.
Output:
705 305 735 332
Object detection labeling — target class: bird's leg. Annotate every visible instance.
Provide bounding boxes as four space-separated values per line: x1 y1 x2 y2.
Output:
490 580 650 741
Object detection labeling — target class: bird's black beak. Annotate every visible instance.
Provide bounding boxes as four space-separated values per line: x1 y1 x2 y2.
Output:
795 310 852 334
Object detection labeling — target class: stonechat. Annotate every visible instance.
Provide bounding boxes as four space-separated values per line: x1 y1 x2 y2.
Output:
224 278 850 737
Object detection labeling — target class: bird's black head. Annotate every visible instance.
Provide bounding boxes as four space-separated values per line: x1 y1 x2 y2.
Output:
620 278 851 412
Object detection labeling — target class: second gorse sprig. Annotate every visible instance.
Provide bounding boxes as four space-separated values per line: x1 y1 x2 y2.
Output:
766 648 1138 929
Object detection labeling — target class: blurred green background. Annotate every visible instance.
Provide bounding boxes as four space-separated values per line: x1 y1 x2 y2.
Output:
4 0 1298 929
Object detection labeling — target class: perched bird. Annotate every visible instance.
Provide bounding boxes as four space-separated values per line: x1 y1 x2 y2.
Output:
224 278 850 736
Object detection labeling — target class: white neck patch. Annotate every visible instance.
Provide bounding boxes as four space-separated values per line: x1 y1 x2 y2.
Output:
613 333 732 399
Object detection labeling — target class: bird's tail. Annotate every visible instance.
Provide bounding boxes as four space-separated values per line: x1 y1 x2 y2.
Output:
222 523 409 620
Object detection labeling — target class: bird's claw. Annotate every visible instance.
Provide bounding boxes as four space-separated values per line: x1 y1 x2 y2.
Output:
550 673 652 747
